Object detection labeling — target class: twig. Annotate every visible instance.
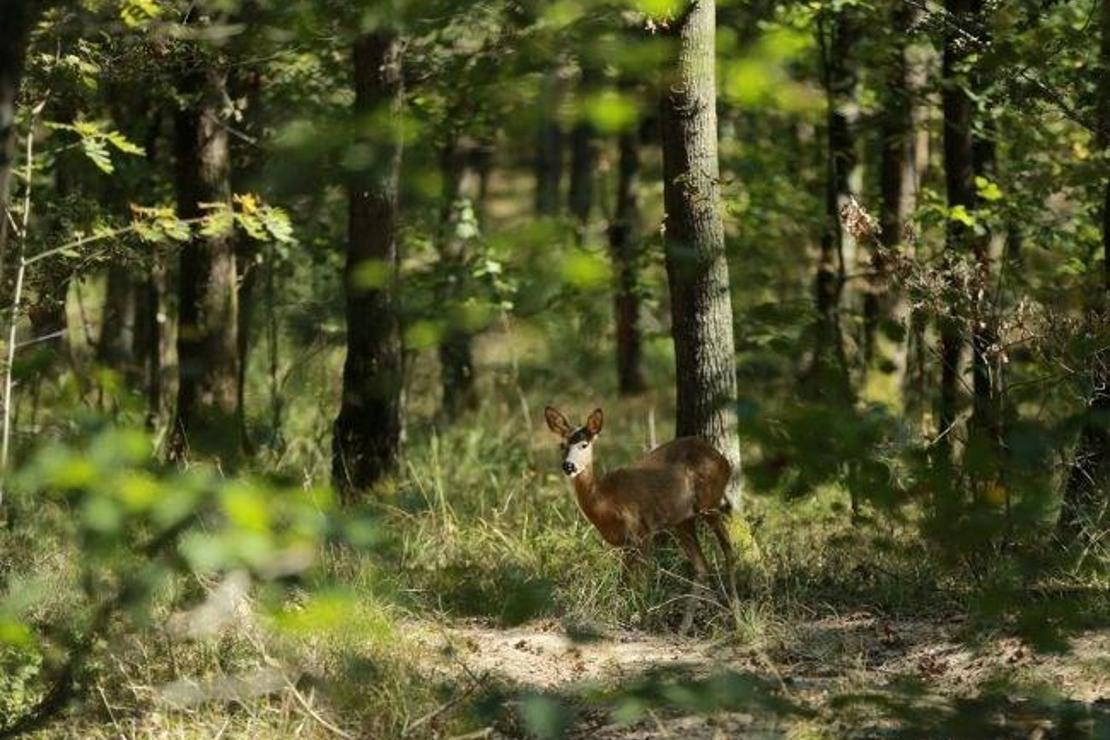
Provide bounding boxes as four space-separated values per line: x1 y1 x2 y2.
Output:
282 675 353 740
402 670 487 737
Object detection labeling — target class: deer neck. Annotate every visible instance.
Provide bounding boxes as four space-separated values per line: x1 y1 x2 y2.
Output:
571 465 609 516
571 462 598 497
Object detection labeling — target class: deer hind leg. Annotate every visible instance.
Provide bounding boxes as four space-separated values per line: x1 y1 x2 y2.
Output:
705 511 738 601
675 519 711 635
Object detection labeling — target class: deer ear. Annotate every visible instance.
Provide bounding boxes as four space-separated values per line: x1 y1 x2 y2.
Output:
544 406 572 436
586 408 604 435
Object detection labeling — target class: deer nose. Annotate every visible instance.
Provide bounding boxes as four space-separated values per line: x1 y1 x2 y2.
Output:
562 461 577 476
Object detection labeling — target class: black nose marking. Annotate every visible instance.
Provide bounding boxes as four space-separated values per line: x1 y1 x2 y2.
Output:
562 461 576 475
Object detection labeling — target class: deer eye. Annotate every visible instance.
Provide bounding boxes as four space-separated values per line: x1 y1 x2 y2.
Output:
579 442 588 450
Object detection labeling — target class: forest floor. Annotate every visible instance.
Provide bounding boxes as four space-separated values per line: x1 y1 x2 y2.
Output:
411 614 1110 737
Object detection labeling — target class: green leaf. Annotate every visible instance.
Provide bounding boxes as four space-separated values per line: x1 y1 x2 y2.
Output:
949 205 976 227
105 130 145 156
80 137 113 173
975 175 1003 202
200 204 234 238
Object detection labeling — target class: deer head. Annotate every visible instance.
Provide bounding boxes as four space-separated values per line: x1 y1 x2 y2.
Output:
544 406 603 478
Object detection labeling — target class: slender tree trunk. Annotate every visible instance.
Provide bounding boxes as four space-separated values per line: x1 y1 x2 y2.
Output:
938 0 977 455
866 4 913 370
27 103 78 372
130 110 165 424
131 261 162 424
169 62 239 460
437 133 484 419
608 124 646 395
1058 0 1110 539
568 66 599 236
332 31 404 500
806 11 855 405
96 264 135 370
0 1 40 274
535 72 564 216
968 0 1000 473
232 64 263 453
660 0 741 505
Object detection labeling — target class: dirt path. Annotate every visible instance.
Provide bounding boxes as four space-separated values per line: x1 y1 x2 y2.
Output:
417 619 720 690
408 614 1110 737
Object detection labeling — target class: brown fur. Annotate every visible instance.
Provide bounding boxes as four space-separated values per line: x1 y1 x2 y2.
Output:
569 437 731 548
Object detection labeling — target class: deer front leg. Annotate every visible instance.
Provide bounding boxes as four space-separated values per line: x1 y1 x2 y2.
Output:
675 519 711 635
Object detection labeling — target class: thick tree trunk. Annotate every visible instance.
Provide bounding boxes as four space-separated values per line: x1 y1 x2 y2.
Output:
535 73 564 216
806 12 855 404
0 1 39 272
437 134 484 419
660 0 741 505
332 32 404 500
169 63 239 460
1058 0 1110 539
608 125 646 396
938 0 977 455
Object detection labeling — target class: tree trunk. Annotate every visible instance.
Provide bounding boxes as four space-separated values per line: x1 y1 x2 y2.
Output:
938 0 977 455
902 39 934 422
1058 0 1110 539
437 134 484 419
130 110 165 425
660 0 741 505
568 66 599 236
169 62 239 460
131 261 163 425
232 63 263 454
968 0 1000 471
96 264 135 370
806 11 855 404
27 103 78 374
332 31 404 500
866 4 913 370
535 72 563 216
608 124 646 396
0 1 39 273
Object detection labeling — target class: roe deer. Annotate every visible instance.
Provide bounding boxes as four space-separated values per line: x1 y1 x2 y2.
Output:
544 406 736 633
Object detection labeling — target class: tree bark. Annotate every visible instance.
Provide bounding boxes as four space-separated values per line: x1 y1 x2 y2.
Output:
660 0 741 505
608 123 646 396
568 66 600 236
535 72 564 217
968 0 1000 467
131 260 163 425
437 134 485 419
169 62 239 460
96 264 135 370
1058 0 1110 539
231 63 263 453
866 4 914 370
806 10 855 404
332 31 404 500
938 0 977 454
27 103 78 373
0 1 40 272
